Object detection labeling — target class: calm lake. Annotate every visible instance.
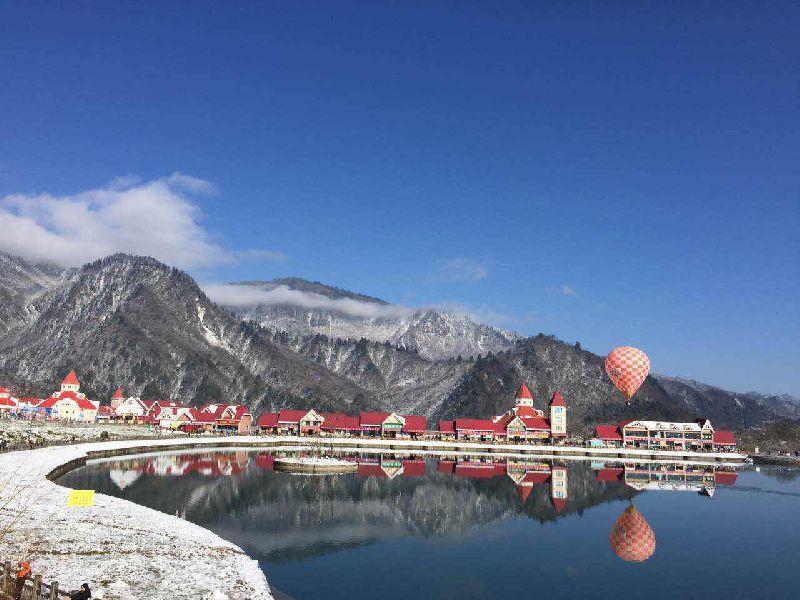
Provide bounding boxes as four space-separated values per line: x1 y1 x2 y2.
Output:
59 450 800 600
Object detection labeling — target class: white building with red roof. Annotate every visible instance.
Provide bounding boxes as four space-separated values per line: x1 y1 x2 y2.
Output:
0 386 18 413
39 371 99 422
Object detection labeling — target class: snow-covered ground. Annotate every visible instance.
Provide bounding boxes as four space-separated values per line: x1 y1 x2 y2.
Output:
0 419 173 448
0 437 272 600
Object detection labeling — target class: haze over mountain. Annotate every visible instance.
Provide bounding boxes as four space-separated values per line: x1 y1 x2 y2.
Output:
0 251 797 430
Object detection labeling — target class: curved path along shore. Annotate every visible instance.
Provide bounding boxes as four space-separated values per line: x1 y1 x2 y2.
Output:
0 435 747 599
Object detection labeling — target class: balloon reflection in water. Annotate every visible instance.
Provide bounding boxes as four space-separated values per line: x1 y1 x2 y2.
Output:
610 502 656 562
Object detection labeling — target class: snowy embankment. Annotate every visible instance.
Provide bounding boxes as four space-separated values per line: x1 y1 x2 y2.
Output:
0 420 171 448
0 437 272 600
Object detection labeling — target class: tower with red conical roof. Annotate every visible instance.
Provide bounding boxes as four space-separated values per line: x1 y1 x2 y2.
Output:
111 387 125 411
549 391 567 438
515 383 534 408
61 370 80 393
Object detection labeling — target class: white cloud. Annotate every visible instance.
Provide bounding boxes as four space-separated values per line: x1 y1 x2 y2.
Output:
0 174 282 269
436 258 489 283
204 284 415 320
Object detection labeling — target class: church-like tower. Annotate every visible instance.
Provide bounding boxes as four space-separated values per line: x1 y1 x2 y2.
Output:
61 370 80 393
549 391 567 437
515 382 534 408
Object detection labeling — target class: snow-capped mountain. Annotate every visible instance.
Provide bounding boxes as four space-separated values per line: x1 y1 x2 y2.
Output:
0 252 793 430
215 279 518 361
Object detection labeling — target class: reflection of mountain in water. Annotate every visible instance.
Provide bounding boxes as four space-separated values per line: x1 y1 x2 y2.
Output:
59 452 737 563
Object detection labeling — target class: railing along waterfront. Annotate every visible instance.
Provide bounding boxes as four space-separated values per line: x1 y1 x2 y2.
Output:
1 562 71 599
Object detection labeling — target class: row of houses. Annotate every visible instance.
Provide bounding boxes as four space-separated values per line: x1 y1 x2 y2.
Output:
255 384 569 442
0 373 253 433
1 371 737 451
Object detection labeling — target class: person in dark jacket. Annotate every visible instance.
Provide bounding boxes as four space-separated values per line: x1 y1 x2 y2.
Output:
69 583 91 600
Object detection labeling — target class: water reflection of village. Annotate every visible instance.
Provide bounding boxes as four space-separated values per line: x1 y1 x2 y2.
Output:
107 451 738 504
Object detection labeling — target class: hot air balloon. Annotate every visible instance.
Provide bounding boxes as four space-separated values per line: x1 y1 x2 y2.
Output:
605 346 650 404
610 503 656 562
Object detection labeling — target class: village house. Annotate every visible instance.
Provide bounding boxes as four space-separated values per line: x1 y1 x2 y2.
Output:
594 419 737 452
0 386 18 414
37 371 99 422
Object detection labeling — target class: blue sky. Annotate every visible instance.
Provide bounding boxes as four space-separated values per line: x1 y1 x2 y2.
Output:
1 2 798 394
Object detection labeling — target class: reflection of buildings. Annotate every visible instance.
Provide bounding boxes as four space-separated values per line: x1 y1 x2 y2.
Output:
106 452 252 488
595 463 738 497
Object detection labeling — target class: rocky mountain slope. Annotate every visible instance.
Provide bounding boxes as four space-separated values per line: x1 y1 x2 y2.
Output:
0 252 63 336
0 254 371 412
220 279 518 361
0 251 793 432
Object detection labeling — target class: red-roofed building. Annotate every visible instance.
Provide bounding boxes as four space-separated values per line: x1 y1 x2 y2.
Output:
359 412 407 438
594 425 624 446
401 460 426 477
455 418 498 441
211 404 253 433
402 415 427 437
596 467 624 482
40 372 99 422
713 430 737 450
257 412 279 433
438 420 456 439
321 413 361 435
110 387 125 411
96 405 114 421
550 465 568 513
0 386 17 413
490 383 568 442
277 409 324 435
714 470 738 486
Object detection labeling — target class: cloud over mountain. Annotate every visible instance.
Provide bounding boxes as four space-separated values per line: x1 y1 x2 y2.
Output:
0 174 282 269
203 283 415 320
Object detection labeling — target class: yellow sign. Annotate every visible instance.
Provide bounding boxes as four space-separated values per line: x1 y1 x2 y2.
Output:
67 490 95 507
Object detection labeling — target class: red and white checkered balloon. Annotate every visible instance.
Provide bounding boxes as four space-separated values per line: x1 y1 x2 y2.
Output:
605 346 650 400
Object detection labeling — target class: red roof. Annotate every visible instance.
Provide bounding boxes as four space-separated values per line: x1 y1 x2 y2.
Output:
358 463 389 478
515 406 539 418
359 412 391 427
453 462 505 479
520 416 551 431
596 467 624 482
714 471 738 486
255 454 276 471
549 391 566 407
97 405 114 416
516 383 533 400
321 413 360 431
112 387 124 399
713 430 736 445
0 396 16 407
189 408 217 423
39 391 96 411
257 412 279 428
520 471 551 485
455 418 496 432
62 370 79 386
401 460 426 477
278 409 312 424
595 425 623 441
402 415 427 433
551 498 567 514
438 420 456 433
437 460 455 474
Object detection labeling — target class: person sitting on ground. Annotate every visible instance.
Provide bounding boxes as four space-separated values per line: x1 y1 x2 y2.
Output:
69 583 92 600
